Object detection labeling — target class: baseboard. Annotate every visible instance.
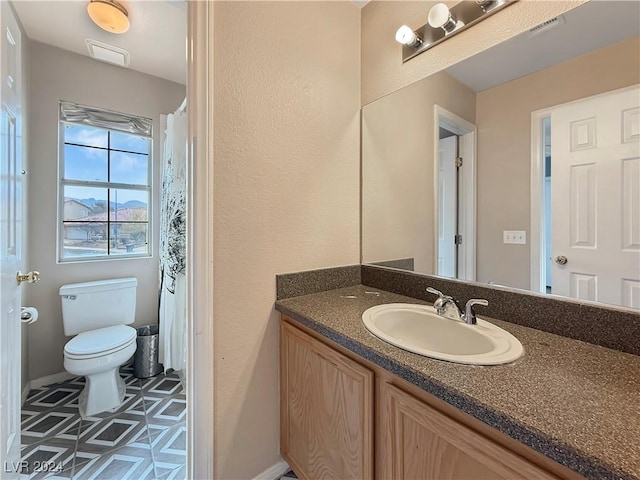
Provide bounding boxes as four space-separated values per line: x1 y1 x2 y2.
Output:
21 382 31 405
30 371 75 390
252 460 290 480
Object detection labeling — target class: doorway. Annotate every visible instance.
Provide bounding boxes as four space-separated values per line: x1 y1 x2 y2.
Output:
434 106 477 281
0 2 215 479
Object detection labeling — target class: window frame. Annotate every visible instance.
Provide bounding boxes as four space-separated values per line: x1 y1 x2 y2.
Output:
57 108 153 263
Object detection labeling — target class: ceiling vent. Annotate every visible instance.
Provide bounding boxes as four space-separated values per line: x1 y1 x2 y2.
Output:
528 15 565 38
86 39 130 67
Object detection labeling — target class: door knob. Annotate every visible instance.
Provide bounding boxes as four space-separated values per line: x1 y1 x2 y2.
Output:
554 255 568 265
16 270 40 285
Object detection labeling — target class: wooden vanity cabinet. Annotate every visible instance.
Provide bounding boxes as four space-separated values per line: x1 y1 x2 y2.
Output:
281 319 573 480
280 321 374 480
378 381 560 480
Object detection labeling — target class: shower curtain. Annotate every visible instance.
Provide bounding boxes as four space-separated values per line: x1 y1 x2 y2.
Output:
159 103 187 386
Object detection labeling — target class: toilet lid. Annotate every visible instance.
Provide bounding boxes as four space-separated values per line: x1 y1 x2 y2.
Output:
65 325 137 357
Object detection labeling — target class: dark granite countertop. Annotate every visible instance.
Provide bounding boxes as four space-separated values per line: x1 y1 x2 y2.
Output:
275 285 640 480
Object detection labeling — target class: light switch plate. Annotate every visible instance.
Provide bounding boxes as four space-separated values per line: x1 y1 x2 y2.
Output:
503 230 526 244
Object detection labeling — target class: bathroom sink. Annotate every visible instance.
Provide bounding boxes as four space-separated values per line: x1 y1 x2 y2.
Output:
362 303 523 365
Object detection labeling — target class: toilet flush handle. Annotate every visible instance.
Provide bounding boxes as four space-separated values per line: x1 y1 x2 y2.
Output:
61 295 77 300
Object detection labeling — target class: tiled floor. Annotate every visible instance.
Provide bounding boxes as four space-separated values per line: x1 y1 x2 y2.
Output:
20 365 186 480
280 470 297 479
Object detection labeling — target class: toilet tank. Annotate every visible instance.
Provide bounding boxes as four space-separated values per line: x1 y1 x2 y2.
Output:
59 277 137 336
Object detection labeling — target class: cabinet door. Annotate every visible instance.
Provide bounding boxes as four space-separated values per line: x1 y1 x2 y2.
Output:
378 382 560 480
281 322 374 480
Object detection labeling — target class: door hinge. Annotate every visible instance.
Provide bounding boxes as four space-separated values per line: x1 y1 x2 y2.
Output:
454 234 463 245
455 157 463 168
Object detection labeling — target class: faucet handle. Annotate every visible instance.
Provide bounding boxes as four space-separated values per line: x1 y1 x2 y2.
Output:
426 287 444 297
464 299 488 325
427 287 456 316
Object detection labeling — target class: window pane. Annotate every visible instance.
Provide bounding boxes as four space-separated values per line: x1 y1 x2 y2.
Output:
110 151 149 185
111 189 148 221
110 131 149 154
64 144 108 182
62 222 108 259
63 186 108 221
110 223 149 255
64 124 108 148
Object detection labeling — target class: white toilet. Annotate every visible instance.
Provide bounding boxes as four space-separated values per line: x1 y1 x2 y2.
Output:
59 277 138 418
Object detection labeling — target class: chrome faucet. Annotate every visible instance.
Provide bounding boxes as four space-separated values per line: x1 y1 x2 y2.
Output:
426 287 463 320
426 287 489 325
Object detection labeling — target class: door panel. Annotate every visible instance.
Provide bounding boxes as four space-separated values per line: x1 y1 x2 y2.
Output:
551 86 640 308
1 3 23 478
622 157 640 251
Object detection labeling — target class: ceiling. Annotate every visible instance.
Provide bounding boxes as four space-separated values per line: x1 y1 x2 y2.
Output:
13 1 637 91
446 1 640 92
12 0 187 85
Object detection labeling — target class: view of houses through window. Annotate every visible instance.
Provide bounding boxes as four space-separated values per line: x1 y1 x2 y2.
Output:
60 121 151 260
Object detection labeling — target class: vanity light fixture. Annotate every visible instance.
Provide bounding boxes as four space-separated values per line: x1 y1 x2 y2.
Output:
87 0 130 34
395 0 517 63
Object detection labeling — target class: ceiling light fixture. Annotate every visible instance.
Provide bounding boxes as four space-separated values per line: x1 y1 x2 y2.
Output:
395 0 516 63
87 0 130 34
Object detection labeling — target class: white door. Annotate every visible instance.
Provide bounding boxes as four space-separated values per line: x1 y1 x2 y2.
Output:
0 3 23 478
551 85 640 308
437 135 457 278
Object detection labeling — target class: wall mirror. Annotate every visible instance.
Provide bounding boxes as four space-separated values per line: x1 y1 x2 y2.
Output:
362 1 640 310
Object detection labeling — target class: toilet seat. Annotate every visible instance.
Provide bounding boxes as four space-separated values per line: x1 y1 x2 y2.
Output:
64 325 137 360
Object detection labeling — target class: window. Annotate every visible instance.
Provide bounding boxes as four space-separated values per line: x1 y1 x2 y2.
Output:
58 101 152 261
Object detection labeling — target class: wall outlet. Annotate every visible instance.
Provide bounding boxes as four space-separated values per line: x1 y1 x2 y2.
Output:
503 230 526 244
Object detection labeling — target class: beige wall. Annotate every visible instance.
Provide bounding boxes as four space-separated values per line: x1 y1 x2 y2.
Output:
362 70 475 272
476 36 640 288
213 2 361 478
24 41 185 380
361 0 587 105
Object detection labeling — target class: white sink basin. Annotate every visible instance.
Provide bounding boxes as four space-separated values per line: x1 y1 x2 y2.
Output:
362 303 523 365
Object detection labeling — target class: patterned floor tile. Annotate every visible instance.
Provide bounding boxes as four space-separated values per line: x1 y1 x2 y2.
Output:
159 464 185 480
21 365 185 479
145 423 172 443
141 375 183 398
149 423 186 477
27 388 45 399
139 394 163 418
42 469 74 480
76 414 149 457
21 410 42 428
25 386 82 411
73 443 154 480
21 410 81 445
145 393 186 429
19 438 76 479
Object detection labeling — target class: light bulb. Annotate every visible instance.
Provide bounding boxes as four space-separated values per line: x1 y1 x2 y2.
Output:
428 3 461 33
395 25 420 47
428 3 451 28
